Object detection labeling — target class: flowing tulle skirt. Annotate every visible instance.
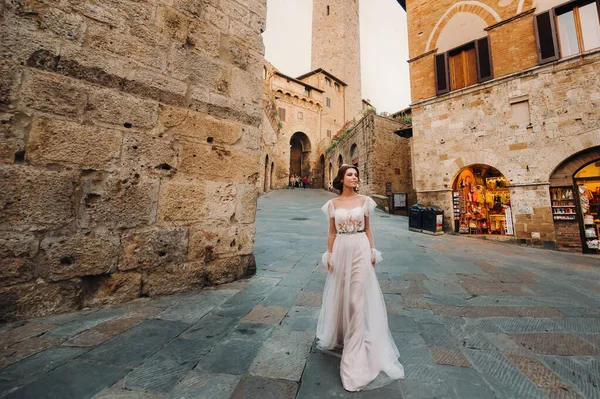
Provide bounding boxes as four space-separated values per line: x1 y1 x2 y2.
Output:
316 233 405 391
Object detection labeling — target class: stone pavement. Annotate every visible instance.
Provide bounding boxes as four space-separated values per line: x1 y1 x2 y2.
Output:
1 189 599 399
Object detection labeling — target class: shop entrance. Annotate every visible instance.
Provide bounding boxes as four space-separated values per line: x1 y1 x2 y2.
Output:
453 165 513 235
549 146 600 254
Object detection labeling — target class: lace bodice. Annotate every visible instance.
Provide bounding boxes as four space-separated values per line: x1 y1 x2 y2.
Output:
321 196 378 234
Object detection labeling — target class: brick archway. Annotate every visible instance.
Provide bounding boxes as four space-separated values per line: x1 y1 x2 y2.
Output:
550 146 600 187
426 2 501 52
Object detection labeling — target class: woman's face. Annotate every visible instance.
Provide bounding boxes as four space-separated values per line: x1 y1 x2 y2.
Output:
342 168 359 191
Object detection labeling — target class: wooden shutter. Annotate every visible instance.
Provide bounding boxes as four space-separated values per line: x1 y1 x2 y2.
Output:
476 37 493 82
278 107 286 122
534 10 559 64
435 53 450 95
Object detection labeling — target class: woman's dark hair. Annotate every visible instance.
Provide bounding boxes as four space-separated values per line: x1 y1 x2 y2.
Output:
333 165 359 194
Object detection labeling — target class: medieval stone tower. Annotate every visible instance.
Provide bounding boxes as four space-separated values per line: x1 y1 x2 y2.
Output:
312 0 363 121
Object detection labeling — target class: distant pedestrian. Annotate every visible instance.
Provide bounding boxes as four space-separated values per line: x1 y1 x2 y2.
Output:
302 176 308 189
289 175 295 189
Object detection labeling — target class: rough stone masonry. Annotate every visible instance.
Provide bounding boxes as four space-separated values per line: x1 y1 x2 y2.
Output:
0 0 267 320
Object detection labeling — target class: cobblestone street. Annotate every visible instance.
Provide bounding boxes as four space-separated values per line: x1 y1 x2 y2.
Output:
1 189 600 398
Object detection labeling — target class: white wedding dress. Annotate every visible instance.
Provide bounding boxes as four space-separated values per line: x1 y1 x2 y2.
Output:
317 196 405 391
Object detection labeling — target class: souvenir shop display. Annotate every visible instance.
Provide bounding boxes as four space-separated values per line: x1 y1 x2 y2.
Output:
573 163 600 254
454 166 513 235
550 187 577 221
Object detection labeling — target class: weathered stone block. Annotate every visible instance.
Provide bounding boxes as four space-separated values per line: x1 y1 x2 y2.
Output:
235 183 259 224
122 68 187 107
141 262 206 296
187 20 221 58
86 87 158 129
77 173 160 229
0 258 35 287
40 232 120 282
220 0 250 24
20 70 87 117
204 181 237 221
167 45 228 87
72 0 154 27
87 22 168 70
121 131 178 176
178 141 259 183
229 15 264 53
33 3 87 42
82 272 142 307
177 0 209 19
120 228 187 271
156 179 205 224
0 61 22 107
0 165 75 232
0 280 81 320
205 254 255 284
188 221 255 262
205 91 261 125
0 232 38 258
156 5 190 42
26 117 122 169
158 106 245 145
231 67 261 104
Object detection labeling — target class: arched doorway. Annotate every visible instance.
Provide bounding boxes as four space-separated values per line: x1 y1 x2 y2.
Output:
350 144 359 168
290 132 311 179
328 162 333 189
337 154 343 169
270 162 274 190
453 164 513 236
264 154 269 192
550 146 600 254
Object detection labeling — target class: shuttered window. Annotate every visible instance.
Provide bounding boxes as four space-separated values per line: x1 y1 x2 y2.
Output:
278 107 286 122
435 37 493 95
476 37 493 82
435 53 450 95
534 11 560 64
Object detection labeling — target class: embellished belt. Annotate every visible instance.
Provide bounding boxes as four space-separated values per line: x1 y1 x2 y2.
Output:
337 230 365 235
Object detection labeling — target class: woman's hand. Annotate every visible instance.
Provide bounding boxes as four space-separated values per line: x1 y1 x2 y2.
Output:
327 262 334 273
371 249 376 267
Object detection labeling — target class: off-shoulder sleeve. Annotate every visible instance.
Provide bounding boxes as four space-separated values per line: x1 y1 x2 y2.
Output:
321 200 334 218
363 196 377 217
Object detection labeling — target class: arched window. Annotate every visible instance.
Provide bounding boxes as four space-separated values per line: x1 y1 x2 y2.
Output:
325 77 332 86
334 83 340 92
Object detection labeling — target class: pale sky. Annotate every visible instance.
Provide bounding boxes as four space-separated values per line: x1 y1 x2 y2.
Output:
262 0 411 114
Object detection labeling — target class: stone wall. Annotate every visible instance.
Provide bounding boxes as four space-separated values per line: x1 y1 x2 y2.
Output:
0 0 266 319
326 114 414 205
412 50 600 244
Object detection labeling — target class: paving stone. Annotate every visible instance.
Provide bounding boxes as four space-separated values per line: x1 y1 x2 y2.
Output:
240 304 288 325
465 349 547 399
249 328 314 381
505 354 567 388
423 280 468 296
196 338 265 375
93 387 167 398
554 318 600 334
293 291 323 308
168 370 242 399
431 305 565 318
460 281 539 297
3 360 130 399
437 364 496 398
225 323 275 342
387 315 418 334
541 387 584 399
303 278 325 292
429 346 471 367
0 336 64 369
0 346 88 397
483 333 531 355
402 294 430 309
408 309 440 324
492 317 564 333
212 291 266 318
63 329 111 347
392 333 435 369
262 286 302 308
384 295 409 316
181 314 238 341
33 310 96 326
45 308 125 339
124 337 216 393
280 307 320 332
537 356 600 399
509 333 599 356
0 323 56 348
81 319 190 367
232 376 298 399
153 290 236 323
296 351 403 398
404 273 429 281
417 322 459 349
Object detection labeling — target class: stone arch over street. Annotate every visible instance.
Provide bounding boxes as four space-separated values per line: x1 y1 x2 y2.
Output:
264 154 270 192
337 154 343 169
317 154 326 189
350 143 359 167
290 132 312 179
549 145 600 187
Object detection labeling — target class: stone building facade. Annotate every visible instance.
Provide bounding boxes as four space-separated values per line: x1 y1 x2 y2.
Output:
0 0 266 319
400 0 600 253
325 113 415 211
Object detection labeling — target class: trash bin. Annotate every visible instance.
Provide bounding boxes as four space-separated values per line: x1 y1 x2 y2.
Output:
422 206 444 235
409 204 425 232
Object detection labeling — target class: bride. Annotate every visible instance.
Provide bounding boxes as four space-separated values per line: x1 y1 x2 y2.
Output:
317 164 405 391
